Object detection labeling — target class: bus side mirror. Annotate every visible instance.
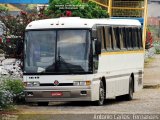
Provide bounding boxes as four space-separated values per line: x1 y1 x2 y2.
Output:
91 29 97 39
95 40 101 55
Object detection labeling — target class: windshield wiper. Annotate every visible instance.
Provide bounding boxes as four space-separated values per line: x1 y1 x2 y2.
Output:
57 55 74 73
56 47 74 73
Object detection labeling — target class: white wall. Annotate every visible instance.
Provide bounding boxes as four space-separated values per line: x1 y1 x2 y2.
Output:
148 2 160 17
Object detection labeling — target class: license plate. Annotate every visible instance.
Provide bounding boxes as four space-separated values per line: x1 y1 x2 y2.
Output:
51 92 63 96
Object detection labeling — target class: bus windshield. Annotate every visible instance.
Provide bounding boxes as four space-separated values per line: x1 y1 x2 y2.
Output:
24 30 92 74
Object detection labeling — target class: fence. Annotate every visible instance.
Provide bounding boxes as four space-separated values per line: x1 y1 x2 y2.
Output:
89 0 145 17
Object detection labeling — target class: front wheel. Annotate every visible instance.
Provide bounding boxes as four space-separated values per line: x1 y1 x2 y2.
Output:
125 76 134 100
95 81 105 106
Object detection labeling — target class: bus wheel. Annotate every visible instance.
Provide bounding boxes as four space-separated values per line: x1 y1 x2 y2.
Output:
38 102 49 106
96 80 105 106
125 76 134 100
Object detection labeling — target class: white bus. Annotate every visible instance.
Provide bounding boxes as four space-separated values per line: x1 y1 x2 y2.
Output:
23 17 144 106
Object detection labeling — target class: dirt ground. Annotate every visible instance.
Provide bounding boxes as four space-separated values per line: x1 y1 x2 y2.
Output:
144 55 160 87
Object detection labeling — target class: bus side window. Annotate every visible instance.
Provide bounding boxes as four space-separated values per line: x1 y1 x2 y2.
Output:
119 27 125 50
104 26 112 51
124 27 129 49
138 28 143 49
127 27 133 50
111 27 120 50
97 26 106 51
102 27 106 50
115 27 121 49
122 27 128 49
132 27 139 49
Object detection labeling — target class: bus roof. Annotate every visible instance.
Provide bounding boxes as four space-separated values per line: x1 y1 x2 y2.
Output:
26 17 141 30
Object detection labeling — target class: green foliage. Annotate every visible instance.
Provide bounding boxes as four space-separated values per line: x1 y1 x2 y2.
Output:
46 0 109 18
0 78 24 109
0 5 8 12
4 79 24 96
155 49 160 54
0 79 13 109
0 90 13 109
153 41 160 54
0 49 4 54
0 9 49 58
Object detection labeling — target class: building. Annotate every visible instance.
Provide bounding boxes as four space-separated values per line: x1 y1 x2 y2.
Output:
148 0 160 17
0 4 22 16
149 0 160 3
148 17 160 26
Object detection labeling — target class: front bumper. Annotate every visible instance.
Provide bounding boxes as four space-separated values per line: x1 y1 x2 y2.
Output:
24 86 91 102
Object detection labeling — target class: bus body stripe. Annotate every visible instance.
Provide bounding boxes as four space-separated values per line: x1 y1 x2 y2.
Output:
101 50 144 55
92 71 144 81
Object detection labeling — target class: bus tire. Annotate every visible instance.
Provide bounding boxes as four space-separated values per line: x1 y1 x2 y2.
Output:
37 102 49 106
95 80 105 106
125 76 134 101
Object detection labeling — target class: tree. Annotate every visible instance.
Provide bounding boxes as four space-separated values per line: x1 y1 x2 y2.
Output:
0 8 48 58
0 5 8 12
46 0 109 18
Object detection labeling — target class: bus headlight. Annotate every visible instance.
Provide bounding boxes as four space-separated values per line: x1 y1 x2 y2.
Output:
25 81 40 87
73 81 91 86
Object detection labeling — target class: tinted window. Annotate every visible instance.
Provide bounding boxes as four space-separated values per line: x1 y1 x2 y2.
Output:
104 26 112 50
119 27 125 49
132 28 138 48
97 26 105 50
138 28 143 48
111 27 120 50
97 26 143 51
126 27 133 49
122 27 128 49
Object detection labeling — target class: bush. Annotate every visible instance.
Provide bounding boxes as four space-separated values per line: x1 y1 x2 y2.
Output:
0 78 24 109
0 5 8 12
155 49 160 54
46 0 109 18
4 79 24 95
4 79 24 97
153 41 160 54
0 90 13 109
0 80 13 109
145 31 153 49
0 49 5 54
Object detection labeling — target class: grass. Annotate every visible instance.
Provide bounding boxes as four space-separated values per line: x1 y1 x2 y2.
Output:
144 57 155 63
143 84 160 89
144 57 155 67
0 106 18 114
155 49 160 54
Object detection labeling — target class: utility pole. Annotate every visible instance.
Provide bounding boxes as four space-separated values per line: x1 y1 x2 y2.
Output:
108 0 112 17
143 0 148 49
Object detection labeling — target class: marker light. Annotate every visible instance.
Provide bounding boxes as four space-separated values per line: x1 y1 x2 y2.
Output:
73 81 91 86
24 81 40 87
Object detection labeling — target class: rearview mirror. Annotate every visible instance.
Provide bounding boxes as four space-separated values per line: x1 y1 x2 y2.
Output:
91 29 97 39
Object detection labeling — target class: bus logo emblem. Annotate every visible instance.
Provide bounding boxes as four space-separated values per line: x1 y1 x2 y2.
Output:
54 80 59 86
